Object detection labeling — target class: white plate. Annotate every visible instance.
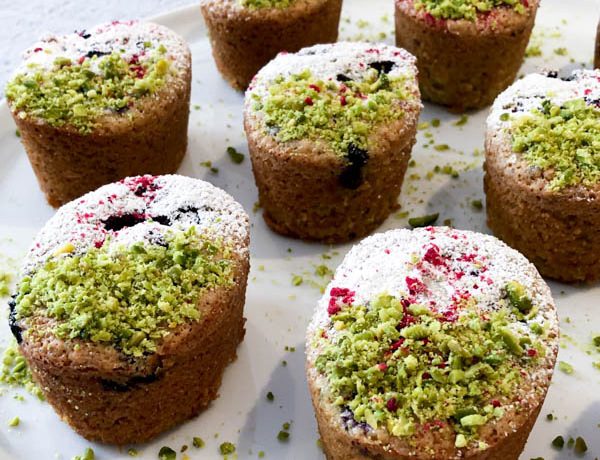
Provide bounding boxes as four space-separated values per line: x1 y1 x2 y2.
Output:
1 1 599 459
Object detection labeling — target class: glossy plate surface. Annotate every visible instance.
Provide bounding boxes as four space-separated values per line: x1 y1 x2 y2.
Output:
0 1 599 458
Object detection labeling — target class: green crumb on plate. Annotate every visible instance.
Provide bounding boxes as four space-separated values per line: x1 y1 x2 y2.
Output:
266 391 275 401
258 451 265 458
471 199 483 210
574 436 588 454
558 361 574 375
7 416 19 427
431 118 441 127
127 448 138 456
292 275 303 286
193 437 205 448
454 115 468 126
552 435 564 449
434 144 450 151
277 430 290 442
158 446 176 460
408 213 439 228
219 442 236 455
72 448 94 460
227 146 245 164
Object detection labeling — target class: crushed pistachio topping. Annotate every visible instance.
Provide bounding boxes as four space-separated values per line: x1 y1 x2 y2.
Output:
15 227 232 357
255 67 411 157
510 98 599 191
414 0 526 21
314 286 546 447
240 0 294 8
5 44 172 133
0 340 44 400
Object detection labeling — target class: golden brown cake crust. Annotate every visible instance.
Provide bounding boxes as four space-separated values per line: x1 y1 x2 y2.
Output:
595 20 600 69
245 113 419 243
484 129 600 283
394 0 538 111
200 0 342 91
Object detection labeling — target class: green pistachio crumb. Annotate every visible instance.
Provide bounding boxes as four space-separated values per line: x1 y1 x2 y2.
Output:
314 293 546 444
525 45 543 57
158 446 176 460
434 144 450 151
128 448 139 456
72 448 94 460
6 48 172 133
505 281 532 313
574 436 588 454
552 435 565 449
415 0 527 20
408 213 439 228
219 442 236 455
258 68 414 158
266 391 275 401
593 336 600 347
277 430 290 442
7 416 19 427
315 265 332 278
510 98 600 191
0 340 44 400
567 437 575 448
292 275 303 286
454 115 468 126
240 0 294 9
227 146 245 164
554 47 568 56
558 361 574 375
500 113 510 121
200 161 219 174
431 118 441 127
15 227 232 357
15 129 20 137
258 451 265 458
546 413 555 421
193 437 205 448
471 199 483 210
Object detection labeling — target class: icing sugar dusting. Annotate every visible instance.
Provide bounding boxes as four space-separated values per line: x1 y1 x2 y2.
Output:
487 69 600 131
308 227 558 357
246 41 420 104
15 21 189 77
24 175 249 274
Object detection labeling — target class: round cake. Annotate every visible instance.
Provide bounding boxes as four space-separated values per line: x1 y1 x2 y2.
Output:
200 0 342 91
394 0 538 111
244 42 422 243
8 175 250 445
5 21 192 207
485 70 600 283
306 227 559 460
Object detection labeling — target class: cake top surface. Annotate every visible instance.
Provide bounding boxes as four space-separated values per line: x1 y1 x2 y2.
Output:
13 175 249 357
5 21 189 133
307 227 558 453
246 42 420 164
411 0 528 21
23 175 249 275
488 70 600 192
239 0 296 8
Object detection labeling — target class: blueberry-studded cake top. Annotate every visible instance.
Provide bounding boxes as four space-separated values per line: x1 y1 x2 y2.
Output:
5 21 189 133
24 175 248 273
488 70 600 191
307 227 558 454
11 176 249 357
408 0 530 21
246 42 420 187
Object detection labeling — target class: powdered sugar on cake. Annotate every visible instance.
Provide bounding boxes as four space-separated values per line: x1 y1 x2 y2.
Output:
487 69 600 131
308 227 557 356
246 41 419 104
14 21 188 78
23 175 249 274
